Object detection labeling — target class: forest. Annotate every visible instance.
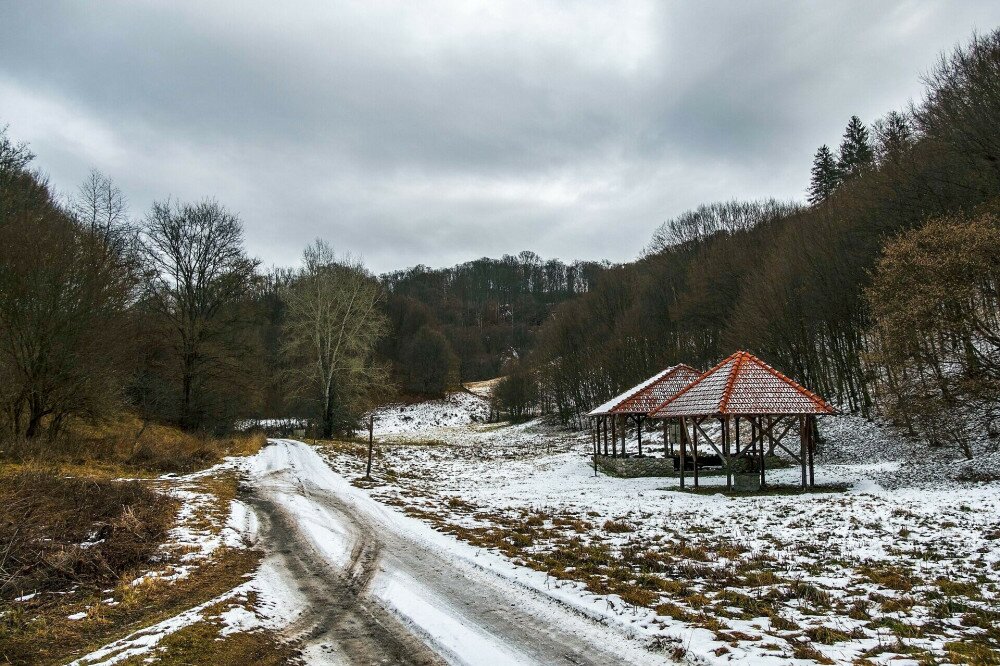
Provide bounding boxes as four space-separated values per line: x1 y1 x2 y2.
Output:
501 29 1000 460
2 29 999 459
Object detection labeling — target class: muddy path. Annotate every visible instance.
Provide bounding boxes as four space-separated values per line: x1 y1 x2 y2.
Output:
247 492 444 665
247 439 668 665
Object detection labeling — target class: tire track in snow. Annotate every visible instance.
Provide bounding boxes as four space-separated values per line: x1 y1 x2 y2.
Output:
246 439 670 666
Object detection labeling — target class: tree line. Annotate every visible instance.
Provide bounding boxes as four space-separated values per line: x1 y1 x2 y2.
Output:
0 137 389 442
380 253 606 386
504 29 1000 458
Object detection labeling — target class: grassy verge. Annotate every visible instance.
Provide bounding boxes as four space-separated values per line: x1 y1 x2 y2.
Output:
0 418 272 665
117 604 298 666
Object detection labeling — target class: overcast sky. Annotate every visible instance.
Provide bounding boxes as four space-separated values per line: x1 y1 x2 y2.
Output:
2 2 1000 273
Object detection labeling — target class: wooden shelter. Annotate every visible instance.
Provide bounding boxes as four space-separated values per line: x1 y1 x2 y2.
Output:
587 365 700 459
648 351 836 490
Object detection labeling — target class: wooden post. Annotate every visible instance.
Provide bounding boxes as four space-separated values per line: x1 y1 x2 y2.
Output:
679 418 686 489
663 419 669 458
611 416 617 458
637 416 643 456
759 423 766 488
593 419 598 476
692 417 700 489
799 415 807 489
364 416 375 480
808 415 816 487
603 417 609 456
723 417 731 491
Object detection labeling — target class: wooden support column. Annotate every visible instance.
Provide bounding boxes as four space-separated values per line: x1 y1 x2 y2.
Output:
758 417 767 488
808 415 816 487
602 417 608 456
637 416 643 456
799 415 807 489
663 419 669 458
692 417 700 489
679 418 687 489
723 417 731 491
611 416 617 458
592 419 598 476
735 416 741 455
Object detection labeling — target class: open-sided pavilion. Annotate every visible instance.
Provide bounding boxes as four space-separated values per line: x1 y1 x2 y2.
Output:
587 364 700 458
649 350 836 490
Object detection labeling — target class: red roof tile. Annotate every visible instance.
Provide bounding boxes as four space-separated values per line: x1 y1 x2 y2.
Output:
611 365 701 414
587 364 701 416
649 351 835 417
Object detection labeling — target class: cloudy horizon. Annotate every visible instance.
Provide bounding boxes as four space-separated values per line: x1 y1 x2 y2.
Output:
3 1 1000 273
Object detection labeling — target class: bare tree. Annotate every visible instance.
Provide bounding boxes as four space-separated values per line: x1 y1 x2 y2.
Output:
282 240 389 438
142 199 260 431
0 163 138 440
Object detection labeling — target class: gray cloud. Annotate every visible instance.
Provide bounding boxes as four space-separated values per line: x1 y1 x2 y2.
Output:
2 1 1000 272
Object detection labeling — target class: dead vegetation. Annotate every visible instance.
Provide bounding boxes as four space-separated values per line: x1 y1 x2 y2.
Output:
1 414 265 476
0 418 270 665
315 435 1000 664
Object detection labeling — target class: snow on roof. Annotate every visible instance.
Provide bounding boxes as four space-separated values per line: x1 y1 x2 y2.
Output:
587 365 700 416
650 351 836 417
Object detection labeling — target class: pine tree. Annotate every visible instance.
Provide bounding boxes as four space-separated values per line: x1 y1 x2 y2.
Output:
808 144 840 205
837 115 874 177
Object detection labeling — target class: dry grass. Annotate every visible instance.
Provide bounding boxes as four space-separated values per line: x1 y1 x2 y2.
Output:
3 548 263 665
0 466 177 601
0 417 269 665
117 594 298 666
3 414 266 477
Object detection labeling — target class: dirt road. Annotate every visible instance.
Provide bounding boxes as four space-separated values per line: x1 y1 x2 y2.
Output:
246 439 667 665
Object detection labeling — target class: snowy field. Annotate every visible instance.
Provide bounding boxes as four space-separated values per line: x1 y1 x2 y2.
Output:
313 392 1000 665
65 392 1000 665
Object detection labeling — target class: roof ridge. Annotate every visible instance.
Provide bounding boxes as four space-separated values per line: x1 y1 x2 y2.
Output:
717 350 747 413
649 352 736 416
614 364 697 413
744 353 836 414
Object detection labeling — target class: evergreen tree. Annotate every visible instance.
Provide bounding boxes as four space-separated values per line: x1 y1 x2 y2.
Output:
837 115 874 177
807 144 840 205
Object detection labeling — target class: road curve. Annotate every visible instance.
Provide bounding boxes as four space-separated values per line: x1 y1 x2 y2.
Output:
245 439 669 666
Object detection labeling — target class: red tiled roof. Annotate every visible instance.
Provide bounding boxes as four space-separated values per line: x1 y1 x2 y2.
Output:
611 364 701 414
587 364 700 416
649 351 836 417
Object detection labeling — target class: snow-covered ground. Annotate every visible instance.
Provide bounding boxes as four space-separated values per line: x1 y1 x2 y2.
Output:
70 393 1000 665
315 393 1000 665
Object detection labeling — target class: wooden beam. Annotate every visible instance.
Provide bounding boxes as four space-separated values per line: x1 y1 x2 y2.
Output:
679 417 686 489
695 420 725 459
723 417 731 491
806 416 816 487
693 417 700 489
799 415 807 489
758 416 766 488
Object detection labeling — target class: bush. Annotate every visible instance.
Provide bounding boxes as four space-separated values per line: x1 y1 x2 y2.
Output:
0 467 176 599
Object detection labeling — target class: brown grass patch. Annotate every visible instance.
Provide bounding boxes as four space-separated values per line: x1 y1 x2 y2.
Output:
3 548 262 665
0 466 177 601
